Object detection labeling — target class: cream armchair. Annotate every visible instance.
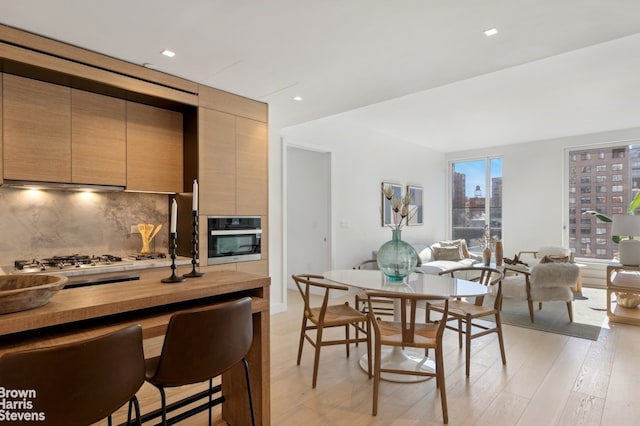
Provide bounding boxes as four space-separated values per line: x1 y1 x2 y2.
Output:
502 261 580 322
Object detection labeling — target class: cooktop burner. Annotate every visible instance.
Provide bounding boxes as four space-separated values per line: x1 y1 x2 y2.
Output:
128 253 167 260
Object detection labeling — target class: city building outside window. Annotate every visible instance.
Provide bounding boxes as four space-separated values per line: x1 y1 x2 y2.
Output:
451 158 502 252
568 144 640 260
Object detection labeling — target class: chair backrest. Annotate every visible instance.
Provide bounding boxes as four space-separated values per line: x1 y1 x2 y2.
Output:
291 274 350 321
365 290 449 346
0 324 145 425
438 266 504 308
149 297 253 386
530 262 579 288
353 259 378 270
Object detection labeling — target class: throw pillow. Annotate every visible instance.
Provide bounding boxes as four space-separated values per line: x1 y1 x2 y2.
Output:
432 246 462 261
539 255 570 264
438 239 464 258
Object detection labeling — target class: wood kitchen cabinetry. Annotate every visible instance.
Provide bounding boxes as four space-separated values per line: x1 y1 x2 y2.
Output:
126 101 184 193
71 89 126 185
3 73 72 182
2 74 128 186
198 108 268 215
0 74 3 185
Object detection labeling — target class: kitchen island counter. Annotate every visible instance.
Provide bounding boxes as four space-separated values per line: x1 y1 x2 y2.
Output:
0 265 270 425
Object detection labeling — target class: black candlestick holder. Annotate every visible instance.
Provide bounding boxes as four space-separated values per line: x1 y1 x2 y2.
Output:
183 211 205 278
162 232 186 283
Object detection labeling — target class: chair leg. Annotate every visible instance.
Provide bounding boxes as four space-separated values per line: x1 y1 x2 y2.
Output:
158 386 168 426
457 318 463 348
366 319 372 379
495 312 507 366
125 396 141 425
465 316 472 377
567 301 573 322
208 378 213 426
242 358 257 426
372 340 382 416
354 295 362 346
297 317 307 365
312 326 323 388
345 323 350 358
528 300 535 323
436 346 448 424
132 396 141 426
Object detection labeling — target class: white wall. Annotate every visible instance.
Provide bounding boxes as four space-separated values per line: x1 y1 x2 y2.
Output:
266 115 446 312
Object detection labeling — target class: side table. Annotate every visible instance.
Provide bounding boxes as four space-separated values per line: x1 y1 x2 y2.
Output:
606 264 640 325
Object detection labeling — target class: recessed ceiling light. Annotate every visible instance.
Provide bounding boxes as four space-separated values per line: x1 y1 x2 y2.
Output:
293 96 303 101
484 28 499 37
161 49 176 58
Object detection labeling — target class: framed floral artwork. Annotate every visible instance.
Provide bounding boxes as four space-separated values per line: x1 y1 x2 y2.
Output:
406 185 424 225
381 182 402 227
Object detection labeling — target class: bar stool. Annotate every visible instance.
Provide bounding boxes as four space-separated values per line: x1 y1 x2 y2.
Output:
145 297 255 426
0 324 145 425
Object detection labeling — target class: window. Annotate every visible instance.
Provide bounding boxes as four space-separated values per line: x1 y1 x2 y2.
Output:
570 144 640 260
451 158 502 252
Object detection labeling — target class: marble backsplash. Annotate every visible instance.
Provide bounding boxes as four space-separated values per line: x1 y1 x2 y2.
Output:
0 187 170 267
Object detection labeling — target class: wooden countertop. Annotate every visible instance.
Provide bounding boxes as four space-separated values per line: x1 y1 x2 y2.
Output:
0 267 270 336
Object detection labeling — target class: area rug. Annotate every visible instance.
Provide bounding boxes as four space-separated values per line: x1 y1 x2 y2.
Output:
484 287 607 341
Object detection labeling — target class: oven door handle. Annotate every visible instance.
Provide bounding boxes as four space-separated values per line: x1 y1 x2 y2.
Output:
210 229 262 236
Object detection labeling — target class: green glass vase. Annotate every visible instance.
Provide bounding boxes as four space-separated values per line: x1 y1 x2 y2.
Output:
376 229 418 282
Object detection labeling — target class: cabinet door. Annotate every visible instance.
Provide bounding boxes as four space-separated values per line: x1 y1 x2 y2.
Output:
71 89 126 186
126 102 183 193
198 108 236 214
3 74 71 182
0 73 3 185
236 117 268 215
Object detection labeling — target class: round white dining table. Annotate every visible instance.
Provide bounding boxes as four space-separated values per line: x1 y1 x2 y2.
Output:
324 269 489 383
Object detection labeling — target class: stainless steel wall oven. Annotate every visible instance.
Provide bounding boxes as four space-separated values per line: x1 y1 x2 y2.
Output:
207 216 262 265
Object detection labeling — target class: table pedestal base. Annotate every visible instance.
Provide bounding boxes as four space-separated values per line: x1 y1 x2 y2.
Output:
359 346 435 383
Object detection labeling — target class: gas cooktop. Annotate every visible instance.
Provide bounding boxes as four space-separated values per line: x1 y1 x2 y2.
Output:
14 254 127 273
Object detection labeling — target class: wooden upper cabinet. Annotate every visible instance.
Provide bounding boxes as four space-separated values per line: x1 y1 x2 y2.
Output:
197 107 268 216
71 90 126 186
236 117 268 215
126 102 183 193
198 108 236 215
0 73 3 185
3 74 71 182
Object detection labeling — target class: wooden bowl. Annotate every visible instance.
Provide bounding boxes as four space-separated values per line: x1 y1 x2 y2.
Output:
0 274 68 315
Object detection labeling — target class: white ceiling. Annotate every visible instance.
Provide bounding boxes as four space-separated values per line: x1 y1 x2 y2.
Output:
2 0 640 152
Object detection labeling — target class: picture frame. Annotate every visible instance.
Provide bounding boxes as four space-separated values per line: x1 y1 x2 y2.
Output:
381 182 402 227
406 185 424 226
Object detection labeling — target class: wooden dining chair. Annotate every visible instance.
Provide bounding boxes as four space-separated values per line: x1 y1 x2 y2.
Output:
352 259 393 343
428 266 506 377
291 273 371 388
365 290 450 424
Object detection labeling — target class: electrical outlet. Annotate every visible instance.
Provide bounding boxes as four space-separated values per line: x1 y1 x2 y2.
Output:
130 225 140 234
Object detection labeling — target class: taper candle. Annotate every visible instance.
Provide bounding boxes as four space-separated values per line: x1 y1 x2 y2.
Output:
170 198 177 233
192 179 198 212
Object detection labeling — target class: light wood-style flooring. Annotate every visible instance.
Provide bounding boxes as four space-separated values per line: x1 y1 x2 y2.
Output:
110 288 639 425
